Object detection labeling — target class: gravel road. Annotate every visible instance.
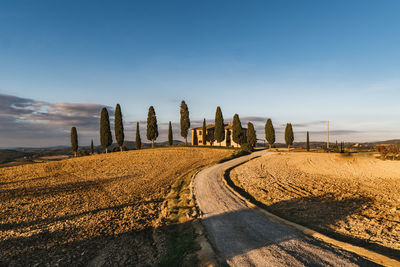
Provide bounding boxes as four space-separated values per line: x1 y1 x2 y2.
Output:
193 150 377 266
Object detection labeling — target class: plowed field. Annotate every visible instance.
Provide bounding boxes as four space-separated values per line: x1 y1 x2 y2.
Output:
0 147 233 266
231 152 400 258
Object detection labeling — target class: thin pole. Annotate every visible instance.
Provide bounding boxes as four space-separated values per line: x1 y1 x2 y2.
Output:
327 120 330 150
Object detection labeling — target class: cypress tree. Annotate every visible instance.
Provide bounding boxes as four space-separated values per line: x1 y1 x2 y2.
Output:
265 118 275 150
306 131 310 152
180 100 190 146
247 122 257 148
202 119 206 145
285 123 294 150
136 122 142 150
168 121 173 146
146 106 158 148
90 139 94 155
214 106 225 145
100 107 112 153
70 127 78 157
232 114 243 146
193 128 198 145
114 104 124 152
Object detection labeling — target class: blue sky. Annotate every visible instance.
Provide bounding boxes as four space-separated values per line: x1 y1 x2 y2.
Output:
1 0 399 147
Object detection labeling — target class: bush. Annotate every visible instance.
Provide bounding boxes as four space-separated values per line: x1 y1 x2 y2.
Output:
376 145 400 160
240 143 253 154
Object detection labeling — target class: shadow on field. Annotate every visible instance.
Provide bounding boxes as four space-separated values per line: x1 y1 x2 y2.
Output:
0 209 381 267
0 175 52 186
0 223 164 266
224 168 400 261
0 174 135 201
0 170 398 266
0 200 163 231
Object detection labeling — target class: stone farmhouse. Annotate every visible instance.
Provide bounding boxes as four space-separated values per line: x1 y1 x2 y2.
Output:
191 122 246 147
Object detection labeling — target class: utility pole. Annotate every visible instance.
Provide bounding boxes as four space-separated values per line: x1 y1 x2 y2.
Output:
327 120 330 150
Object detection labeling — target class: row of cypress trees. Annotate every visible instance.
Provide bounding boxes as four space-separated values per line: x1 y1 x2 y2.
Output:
207 106 294 149
71 101 297 155
71 100 191 154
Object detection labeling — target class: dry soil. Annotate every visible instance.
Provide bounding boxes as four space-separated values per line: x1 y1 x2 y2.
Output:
0 147 232 266
231 152 400 258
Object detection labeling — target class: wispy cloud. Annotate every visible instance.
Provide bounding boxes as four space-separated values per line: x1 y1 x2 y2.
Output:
0 94 112 147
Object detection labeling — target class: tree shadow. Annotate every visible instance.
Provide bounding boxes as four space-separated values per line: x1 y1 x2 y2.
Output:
0 208 382 267
0 174 135 201
0 200 163 231
0 175 52 186
224 168 400 261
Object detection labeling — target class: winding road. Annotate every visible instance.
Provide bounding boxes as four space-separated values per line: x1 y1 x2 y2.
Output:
193 150 377 266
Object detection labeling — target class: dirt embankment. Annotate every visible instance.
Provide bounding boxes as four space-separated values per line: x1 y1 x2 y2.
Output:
230 152 400 258
0 147 232 266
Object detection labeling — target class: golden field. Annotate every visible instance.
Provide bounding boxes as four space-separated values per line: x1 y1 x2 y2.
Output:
0 147 233 266
231 152 400 258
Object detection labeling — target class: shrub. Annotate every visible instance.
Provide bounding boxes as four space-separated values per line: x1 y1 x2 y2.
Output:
376 144 400 160
240 143 253 154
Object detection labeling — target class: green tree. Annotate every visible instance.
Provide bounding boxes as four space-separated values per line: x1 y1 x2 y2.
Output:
114 104 124 152
136 122 142 150
285 123 294 150
147 106 158 148
100 108 112 153
168 121 173 146
265 118 275 150
247 122 257 148
214 106 225 145
232 114 244 146
90 139 94 155
180 100 190 146
202 119 206 145
70 127 78 157
306 131 310 152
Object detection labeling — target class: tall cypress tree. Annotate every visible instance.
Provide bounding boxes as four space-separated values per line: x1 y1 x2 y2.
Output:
214 106 225 145
100 107 112 153
285 123 294 150
247 122 256 148
147 106 158 148
202 119 206 145
168 121 173 146
180 100 190 146
193 128 198 145
232 114 243 146
136 122 142 150
265 118 275 150
90 139 94 155
70 127 78 157
114 104 124 152
306 131 310 152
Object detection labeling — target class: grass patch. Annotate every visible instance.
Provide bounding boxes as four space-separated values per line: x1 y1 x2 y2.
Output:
159 223 200 267
159 149 237 266
159 169 202 266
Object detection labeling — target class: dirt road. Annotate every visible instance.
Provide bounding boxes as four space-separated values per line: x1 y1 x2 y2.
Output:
193 151 377 266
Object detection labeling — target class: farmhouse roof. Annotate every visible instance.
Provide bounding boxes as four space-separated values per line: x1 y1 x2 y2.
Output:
192 122 247 131
192 123 234 130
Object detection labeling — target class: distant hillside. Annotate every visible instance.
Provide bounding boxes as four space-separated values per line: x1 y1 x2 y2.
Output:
374 139 400 145
0 150 31 164
0 140 185 165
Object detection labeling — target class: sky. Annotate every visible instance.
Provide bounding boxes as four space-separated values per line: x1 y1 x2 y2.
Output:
1 0 400 147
